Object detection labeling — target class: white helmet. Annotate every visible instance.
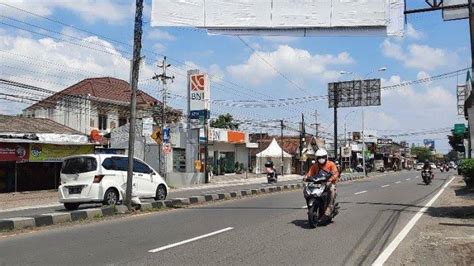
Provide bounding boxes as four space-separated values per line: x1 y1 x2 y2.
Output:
315 149 328 164
315 149 328 158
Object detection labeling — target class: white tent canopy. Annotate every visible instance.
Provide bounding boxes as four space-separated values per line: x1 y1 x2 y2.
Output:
256 138 292 174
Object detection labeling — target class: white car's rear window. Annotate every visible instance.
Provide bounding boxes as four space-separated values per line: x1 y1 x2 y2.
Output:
62 157 97 174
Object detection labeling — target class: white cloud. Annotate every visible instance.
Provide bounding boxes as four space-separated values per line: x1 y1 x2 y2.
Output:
0 30 158 114
406 23 425 40
152 43 166 52
226 45 354 86
381 40 451 71
147 30 176 41
2 0 133 24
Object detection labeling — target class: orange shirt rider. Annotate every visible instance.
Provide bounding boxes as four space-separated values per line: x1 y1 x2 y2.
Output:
305 161 339 184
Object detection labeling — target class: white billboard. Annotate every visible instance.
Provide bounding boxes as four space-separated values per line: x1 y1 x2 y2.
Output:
187 70 210 114
151 0 404 36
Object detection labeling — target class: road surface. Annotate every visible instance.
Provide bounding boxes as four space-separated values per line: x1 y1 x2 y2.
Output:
0 171 453 265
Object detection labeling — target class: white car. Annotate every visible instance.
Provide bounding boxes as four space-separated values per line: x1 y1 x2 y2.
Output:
430 163 437 169
416 163 424 171
59 154 168 210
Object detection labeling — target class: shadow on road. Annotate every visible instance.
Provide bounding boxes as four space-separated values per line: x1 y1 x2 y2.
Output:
438 222 474 227
427 205 474 219
289 219 315 230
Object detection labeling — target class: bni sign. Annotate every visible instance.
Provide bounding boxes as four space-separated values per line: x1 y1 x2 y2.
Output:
188 70 210 118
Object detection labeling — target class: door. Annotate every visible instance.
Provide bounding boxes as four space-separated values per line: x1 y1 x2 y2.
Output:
111 157 137 197
133 159 154 197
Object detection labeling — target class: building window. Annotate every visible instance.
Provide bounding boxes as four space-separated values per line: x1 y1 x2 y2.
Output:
90 119 95 128
98 114 107 130
119 117 127 127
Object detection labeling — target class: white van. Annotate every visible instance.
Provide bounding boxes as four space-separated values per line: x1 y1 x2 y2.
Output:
58 154 168 210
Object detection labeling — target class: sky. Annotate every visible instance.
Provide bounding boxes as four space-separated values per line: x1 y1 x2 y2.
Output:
0 0 471 153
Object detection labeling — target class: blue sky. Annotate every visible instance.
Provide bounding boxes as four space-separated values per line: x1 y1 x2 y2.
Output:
0 0 471 153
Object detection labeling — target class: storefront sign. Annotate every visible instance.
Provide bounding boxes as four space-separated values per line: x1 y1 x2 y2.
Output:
29 144 94 162
227 131 245 144
188 71 210 113
377 139 393 145
208 128 228 142
0 143 29 162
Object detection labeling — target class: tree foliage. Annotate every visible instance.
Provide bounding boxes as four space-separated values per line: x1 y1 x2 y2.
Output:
210 113 239 130
447 132 465 153
411 146 432 162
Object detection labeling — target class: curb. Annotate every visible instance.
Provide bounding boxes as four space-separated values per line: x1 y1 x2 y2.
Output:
0 172 374 232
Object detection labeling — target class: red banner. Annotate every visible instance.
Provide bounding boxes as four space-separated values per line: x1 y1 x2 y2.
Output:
0 143 29 162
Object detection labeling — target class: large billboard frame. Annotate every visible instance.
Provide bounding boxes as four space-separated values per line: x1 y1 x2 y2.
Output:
328 79 381 108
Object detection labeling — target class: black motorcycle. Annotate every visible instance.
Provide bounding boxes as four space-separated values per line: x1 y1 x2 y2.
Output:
421 169 432 185
303 170 339 228
265 161 277 183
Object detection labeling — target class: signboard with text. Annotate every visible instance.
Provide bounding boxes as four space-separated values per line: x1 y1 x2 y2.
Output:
188 70 210 114
377 139 393 145
0 143 29 162
29 144 94 162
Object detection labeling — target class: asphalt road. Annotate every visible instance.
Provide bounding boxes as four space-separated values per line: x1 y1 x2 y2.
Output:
0 170 453 265
0 179 300 220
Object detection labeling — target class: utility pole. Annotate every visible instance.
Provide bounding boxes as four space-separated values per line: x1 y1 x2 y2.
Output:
153 56 175 178
280 120 284 176
125 0 144 211
315 109 319 138
334 83 339 162
469 0 473 158
299 113 306 175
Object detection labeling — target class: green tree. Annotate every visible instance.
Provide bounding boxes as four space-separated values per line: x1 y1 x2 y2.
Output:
411 146 432 162
447 132 465 153
210 113 239 130
446 150 459 162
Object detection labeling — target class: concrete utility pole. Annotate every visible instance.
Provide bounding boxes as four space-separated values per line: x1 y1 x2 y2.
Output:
153 56 174 178
299 113 306 175
125 0 144 210
280 120 284 176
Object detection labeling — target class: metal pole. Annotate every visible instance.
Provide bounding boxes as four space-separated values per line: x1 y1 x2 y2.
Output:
280 120 284 176
362 107 367 177
315 110 318 138
14 162 17 193
334 83 338 161
468 0 473 158
204 116 209 183
125 0 144 210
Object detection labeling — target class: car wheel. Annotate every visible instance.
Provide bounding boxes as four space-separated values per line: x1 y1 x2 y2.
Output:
155 184 167 200
103 188 119 206
64 203 80 211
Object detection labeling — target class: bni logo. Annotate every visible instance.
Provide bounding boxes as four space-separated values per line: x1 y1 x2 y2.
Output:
191 74 205 91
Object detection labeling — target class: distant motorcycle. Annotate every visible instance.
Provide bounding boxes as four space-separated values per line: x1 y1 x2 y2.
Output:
303 170 339 228
422 169 432 185
265 161 277 183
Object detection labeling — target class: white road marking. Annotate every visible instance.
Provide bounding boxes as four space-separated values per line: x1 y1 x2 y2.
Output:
372 176 456 266
354 190 367 195
415 176 420 179
406 178 411 181
395 181 401 184
148 227 234 253
301 205 308 209
381 185 390 188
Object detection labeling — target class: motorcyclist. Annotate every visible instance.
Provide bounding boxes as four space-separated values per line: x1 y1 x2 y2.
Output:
303 149 339 223
422 160 434 179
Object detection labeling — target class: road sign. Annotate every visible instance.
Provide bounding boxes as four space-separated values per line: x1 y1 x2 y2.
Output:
151 128 163 145
162 143 172 154
163 128 170 143
142 117 153 137
189 110 210 119
454 123 466 135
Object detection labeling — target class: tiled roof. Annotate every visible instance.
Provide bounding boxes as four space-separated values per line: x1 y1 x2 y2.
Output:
26 77 159 110
0 115 84 135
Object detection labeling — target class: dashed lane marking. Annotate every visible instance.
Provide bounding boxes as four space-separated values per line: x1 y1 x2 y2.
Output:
354 190 367 195
381 185 390 188
395 181 401 184
148 227 234 253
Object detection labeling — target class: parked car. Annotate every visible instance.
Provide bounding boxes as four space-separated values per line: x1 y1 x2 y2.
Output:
416 163 424 171
59 154 168 210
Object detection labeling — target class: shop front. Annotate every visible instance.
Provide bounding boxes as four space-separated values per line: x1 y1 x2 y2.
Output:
0 142 94 193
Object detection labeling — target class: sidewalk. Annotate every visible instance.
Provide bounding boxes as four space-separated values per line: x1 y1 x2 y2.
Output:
388 176 474 265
